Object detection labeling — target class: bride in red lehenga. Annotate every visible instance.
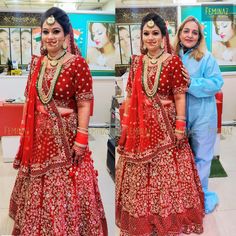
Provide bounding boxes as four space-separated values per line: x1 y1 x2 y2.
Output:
116 13 205 236
9 7 107 236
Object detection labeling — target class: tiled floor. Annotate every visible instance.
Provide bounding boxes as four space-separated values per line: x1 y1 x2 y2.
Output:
0 127 236 236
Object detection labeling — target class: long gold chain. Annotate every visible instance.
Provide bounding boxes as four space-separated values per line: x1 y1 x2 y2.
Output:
142 55 162 98
37 61 62 105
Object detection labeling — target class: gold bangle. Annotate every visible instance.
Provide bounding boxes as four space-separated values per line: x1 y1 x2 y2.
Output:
176 115 186 121
74 141 87 148
77 127 88 134
77 127 88 131
175 129 185 134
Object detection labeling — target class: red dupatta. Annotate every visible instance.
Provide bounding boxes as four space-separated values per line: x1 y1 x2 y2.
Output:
13 56 43 170
119 55 176 163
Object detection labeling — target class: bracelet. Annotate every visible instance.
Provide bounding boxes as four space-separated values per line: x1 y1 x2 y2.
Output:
123 113 128 117
175 129 185 134
176 115 186 121
75 131 88 145
176 120 186 131
77 128 88 134
77 127 88 132
74 141 87 148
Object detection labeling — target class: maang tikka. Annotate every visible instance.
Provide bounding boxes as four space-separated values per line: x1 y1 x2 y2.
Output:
46 15 55 25
147 20 155 28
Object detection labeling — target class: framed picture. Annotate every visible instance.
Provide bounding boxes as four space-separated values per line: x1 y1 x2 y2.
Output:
0 28 10 64
211 14 236 66
86 21 116 71
21 28 32 64
117 25 132 64
32 27 41 56
130 24 141 56
10 28 21 64
68 12 115 76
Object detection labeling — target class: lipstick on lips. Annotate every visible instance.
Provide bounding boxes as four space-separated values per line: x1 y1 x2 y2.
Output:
94 40 100 45
46 40 59 47
220 34 225 39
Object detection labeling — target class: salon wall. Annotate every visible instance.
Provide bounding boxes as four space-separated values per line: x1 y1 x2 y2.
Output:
90 78 115 125
222 74 236 121
102 0 115 12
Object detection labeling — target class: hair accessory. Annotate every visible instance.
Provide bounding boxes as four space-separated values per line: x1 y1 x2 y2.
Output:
147 20 155 28
46 15 55 25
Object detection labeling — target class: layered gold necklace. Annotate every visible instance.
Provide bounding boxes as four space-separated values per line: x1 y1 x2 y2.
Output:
47 50 66 67
147 50 164 65
142 54 163 98
37 60 63 105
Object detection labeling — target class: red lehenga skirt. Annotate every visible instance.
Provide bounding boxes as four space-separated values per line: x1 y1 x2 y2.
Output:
116 103 205 236
9 152 107 236
9 109 107 235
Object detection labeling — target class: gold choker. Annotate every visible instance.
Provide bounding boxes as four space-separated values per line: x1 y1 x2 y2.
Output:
147 50 164 65
47 50 66 67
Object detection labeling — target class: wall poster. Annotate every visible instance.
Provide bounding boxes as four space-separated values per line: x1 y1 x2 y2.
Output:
68 13 115 76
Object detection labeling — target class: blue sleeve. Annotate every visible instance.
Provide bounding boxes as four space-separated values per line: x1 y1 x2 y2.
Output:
188 54 224 98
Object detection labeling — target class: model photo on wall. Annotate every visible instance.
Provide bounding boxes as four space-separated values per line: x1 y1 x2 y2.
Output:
86 22 117 70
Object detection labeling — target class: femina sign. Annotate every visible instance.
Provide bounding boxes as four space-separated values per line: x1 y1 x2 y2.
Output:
202 4 234 21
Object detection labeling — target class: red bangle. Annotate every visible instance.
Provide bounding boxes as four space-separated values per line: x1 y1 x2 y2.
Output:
176 120 186 131
75 131 88 145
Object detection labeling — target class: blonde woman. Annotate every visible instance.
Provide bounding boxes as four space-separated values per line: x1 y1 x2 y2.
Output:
173 16 224 214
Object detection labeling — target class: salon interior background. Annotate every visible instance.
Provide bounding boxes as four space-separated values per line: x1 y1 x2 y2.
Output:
0 0 114 11
0 0 233 11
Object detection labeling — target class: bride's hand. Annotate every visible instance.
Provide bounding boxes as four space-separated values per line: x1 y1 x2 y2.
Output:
181 65 190 86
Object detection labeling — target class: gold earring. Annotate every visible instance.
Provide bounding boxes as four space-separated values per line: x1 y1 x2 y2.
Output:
43 45 47 50
62 42 68 50
160 41 164 49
